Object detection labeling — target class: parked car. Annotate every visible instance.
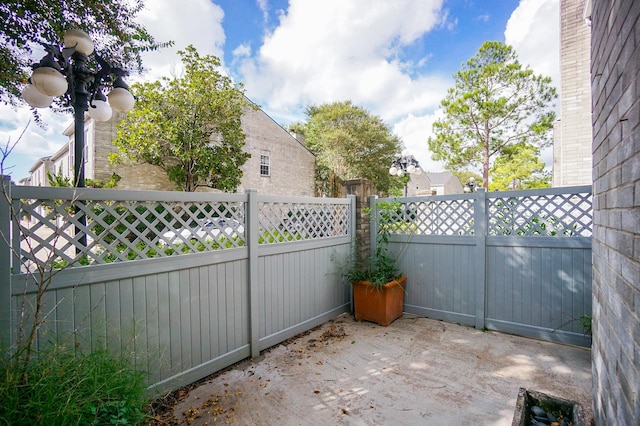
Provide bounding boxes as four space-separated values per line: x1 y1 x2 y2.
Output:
160 218 244 245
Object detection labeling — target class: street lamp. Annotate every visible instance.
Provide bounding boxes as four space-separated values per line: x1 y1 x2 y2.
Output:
463 177 477 193
22 28 135 188
389 151 422 197
22 29 135 253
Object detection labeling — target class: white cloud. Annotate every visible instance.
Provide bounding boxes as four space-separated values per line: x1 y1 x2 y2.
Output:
506 0 560 171
238 0 447 123
134 0 226 81
393 113 445 174
505 0 560 93
233 44 252 59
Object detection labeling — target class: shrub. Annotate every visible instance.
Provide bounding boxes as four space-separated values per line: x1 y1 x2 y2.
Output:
0 345 148 425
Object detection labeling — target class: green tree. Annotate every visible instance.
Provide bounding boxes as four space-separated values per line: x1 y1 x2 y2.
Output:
111 46 253 192
428 41 557 189
489 143 550 191
293 101 403 196
0 0 167 106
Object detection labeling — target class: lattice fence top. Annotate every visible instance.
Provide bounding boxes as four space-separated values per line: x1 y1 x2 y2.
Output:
376 189 592 238
378 198 475 236
258 201 350 244
15 191 351 271
487 192 592 237
18 197 246 270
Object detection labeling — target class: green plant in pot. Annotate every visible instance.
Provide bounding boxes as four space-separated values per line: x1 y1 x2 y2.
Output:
347 200 406 326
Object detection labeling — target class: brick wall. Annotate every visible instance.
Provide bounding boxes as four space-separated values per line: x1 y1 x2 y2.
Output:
342 179 375 265
553 0 593 187
590 1 640 424
59 105 316 195
238 107 315 196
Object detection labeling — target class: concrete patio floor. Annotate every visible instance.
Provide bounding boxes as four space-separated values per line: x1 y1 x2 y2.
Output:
171 313 593 425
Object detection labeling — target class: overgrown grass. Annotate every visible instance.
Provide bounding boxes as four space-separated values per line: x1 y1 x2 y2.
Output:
0 345 149 425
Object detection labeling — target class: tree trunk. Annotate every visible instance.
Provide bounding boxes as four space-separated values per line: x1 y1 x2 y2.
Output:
483 124 490 189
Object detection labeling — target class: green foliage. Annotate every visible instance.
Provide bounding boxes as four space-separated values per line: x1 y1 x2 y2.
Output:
47 171 121 189
0 0 170 106
490 143 550 190
0 345 148 425
47 169 72 187
428 41 557 189
579 315 592 336
86 173 122 189
112 45 253 192
345 200 403 288
258 230 303 244
292 101 403 195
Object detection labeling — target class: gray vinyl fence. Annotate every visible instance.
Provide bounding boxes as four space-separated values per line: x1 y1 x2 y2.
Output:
0 179 593 396
372 185 593 347
0 179 354 394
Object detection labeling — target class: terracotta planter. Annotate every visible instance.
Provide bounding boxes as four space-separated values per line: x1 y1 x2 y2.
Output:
352 276 407 326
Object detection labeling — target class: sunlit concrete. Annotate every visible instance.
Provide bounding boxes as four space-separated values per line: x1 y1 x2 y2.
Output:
172 314 592 425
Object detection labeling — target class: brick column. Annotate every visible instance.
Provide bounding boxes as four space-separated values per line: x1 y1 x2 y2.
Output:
342 179 376 265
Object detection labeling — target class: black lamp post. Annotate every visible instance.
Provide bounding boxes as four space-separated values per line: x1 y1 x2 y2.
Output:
21 28 135 188
389 152 422 197
22 29 135 251
464 177 478 193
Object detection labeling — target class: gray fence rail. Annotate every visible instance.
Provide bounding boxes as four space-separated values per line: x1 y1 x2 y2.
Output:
373 185 593 347
0 179 354 394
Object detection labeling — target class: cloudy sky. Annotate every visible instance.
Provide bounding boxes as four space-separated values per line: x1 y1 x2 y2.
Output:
1 0 560 181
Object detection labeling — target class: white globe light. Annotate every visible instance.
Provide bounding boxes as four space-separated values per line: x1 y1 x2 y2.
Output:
397 170 404 177
389 166 398 175
21 84 53 108
414 167 422 175
64 29 94 56
88 98 113 122
108 87 135 112
31 67 68 97
406 164 416 174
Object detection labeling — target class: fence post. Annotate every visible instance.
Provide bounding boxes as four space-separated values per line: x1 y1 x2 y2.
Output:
474 188 487 330
246 189 260 358
369 195 379 268
348 194 357 312
0 176 12 348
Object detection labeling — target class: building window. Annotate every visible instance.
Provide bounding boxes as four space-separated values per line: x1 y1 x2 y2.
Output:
260 154 270 176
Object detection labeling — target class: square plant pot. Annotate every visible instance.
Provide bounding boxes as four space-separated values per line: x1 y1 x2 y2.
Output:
352 276 406 326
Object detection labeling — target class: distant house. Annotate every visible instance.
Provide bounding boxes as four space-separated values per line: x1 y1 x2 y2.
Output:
424 172 463 195
404 173 432 196
24 101 316 196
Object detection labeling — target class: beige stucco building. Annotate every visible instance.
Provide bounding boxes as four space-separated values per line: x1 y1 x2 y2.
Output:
25 103 316 196
552 0 593 186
